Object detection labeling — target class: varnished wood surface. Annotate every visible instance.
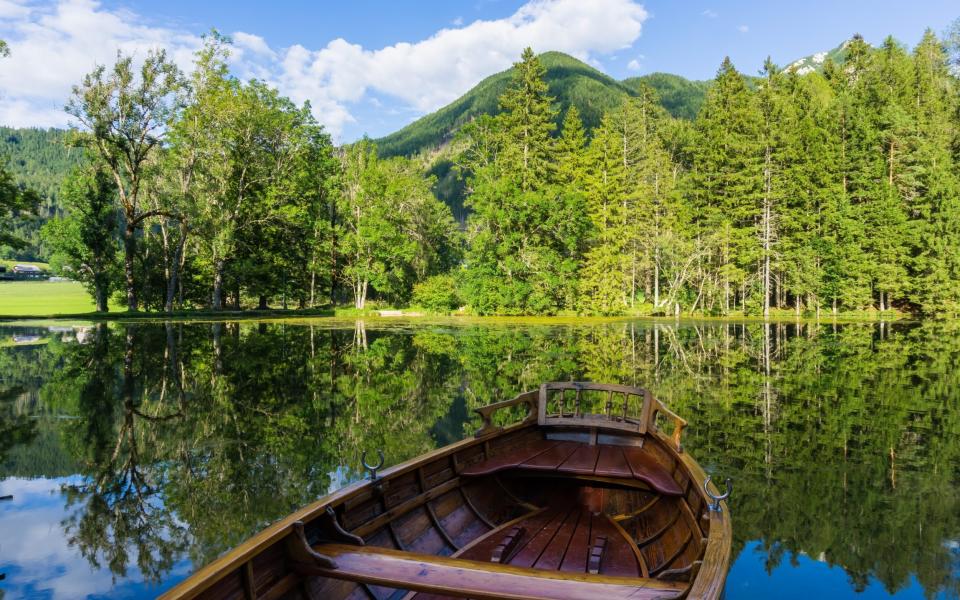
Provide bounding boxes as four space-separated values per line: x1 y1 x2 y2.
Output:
301 543 687 600
161 382 731 600
158 420 539 600
462 440 683 496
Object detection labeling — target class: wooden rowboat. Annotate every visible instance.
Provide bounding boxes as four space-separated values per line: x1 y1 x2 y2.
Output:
162 382 732 600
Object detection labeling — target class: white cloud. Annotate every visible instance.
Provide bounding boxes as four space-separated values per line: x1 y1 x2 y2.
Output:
452 16 464 26
627 59 641 71
0 0 649 140
737 24 749 33
701 9 718 19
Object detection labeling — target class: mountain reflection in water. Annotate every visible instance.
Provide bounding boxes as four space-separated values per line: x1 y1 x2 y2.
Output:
0 319 958 599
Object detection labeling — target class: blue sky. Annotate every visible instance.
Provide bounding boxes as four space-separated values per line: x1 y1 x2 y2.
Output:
0 0 956 141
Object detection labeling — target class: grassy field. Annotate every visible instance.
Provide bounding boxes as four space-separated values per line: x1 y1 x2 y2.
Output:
0 281 104 316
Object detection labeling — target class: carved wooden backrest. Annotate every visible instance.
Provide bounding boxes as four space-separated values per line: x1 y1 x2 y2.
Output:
537 382 687 451
473 382 687 451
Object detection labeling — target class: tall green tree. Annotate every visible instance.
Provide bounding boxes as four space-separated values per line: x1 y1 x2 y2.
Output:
42 167 120 311
904 30 960 314
67 49 185 311
686 57 764 314
458 48 588 314
337 140 458 309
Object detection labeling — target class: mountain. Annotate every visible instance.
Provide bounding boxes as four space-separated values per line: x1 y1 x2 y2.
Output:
784 41 853 75
623 72 710 121
375 51 639 157
1 127 85 260
1 127 84 207
376 52 714 157
377 41 863 158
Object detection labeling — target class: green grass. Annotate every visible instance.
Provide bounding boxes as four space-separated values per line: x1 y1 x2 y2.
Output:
0 280 104 316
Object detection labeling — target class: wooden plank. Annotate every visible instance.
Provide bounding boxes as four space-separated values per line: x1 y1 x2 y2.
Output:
508 506 576 568
556 445 601 476
532 509 582 571
519 441 580 471
241 561 256 600
594 445 632 479
458 485 496 529
605 515 649 578
621 447 683 496
301 543 688 600
353 479 461 538
589 515 640 578
452 507 547 560
458 508 562 564
559 511 593 574
460 440 558 476
160 422 539 600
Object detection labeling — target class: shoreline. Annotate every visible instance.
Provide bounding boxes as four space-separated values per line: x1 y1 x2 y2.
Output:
0 307 915 326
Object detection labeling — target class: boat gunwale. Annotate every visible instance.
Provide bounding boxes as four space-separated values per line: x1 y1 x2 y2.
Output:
159 419 540 600
161 392 731 600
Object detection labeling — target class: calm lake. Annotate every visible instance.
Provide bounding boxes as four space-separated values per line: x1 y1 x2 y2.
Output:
0 318 958 599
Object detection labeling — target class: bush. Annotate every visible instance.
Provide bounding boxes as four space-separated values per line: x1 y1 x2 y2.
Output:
411 274 461 312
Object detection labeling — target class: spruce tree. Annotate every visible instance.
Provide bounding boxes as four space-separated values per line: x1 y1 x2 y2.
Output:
687 58 764 314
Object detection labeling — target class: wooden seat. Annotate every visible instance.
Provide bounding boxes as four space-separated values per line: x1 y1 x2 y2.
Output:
461 440 683 496
300 543 687 600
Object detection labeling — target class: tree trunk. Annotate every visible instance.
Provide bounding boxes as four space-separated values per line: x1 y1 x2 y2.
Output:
762 145 772 319
354 279 368 310
258 295 268 310
212 259 225 310
95 283 108 313
165 222 187 313
124 223 138 312
653 249 660 309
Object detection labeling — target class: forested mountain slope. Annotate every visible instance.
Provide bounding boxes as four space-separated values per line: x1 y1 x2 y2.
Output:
375 51 640 157
622 72 710 120
0 127 85 260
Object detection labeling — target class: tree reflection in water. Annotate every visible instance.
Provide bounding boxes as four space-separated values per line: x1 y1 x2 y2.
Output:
0 319 958 596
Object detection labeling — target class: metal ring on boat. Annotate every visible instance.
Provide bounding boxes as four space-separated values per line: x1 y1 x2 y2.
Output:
704 476 732 512
362 449 385 481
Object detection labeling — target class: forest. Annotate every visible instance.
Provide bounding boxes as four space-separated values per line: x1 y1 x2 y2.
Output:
1 25 959 316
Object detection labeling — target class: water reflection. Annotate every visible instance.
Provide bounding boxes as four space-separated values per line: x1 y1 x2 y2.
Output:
0 319 958 598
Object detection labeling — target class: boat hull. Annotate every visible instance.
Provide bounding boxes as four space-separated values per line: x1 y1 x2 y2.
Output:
162 384 732 600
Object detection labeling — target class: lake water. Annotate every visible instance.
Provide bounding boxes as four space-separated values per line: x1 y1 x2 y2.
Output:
0 318 958 599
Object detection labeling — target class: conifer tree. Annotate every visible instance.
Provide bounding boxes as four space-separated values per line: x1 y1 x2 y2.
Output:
687 58 764 314
906 30 960 314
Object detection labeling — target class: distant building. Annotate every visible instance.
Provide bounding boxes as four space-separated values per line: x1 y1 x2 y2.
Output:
11 264 44 279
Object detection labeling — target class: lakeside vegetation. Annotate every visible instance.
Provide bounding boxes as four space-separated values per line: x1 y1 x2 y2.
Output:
2 24 960 320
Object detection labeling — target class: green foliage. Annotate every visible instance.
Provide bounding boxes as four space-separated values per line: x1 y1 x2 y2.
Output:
67 47 186 311
411 273 461 312
622 72 710 120
0 157 39 250
0 127 86 260
336 140 460 309
41 167 120 311
7 35 960 318
457 49 590 315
